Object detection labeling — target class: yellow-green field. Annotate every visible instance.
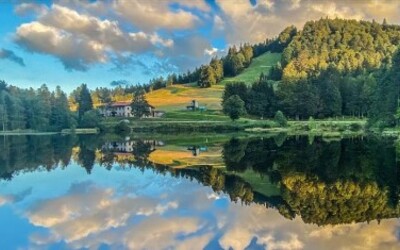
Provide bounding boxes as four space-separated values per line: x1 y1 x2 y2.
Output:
146 83 224 111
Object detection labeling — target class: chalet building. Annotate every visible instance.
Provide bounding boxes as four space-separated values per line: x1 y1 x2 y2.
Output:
99 102 163 118
186 100 199 111
186 100 206 111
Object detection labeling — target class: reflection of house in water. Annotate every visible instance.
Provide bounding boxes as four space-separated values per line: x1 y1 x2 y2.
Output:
101 139 165 162
187 146 208 156
102 140 164 152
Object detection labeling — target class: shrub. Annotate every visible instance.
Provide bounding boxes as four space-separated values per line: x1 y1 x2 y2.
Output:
274 110 288 127
114 120 132 134
222 95 246 121
349 122 363 131
79 110 100 128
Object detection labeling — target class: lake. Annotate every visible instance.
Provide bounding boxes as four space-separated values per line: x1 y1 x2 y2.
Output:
0 134 399 249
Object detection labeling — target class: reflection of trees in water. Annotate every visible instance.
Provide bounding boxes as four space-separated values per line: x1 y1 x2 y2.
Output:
1 134 399 225
0 135 76 179
221 136 400 225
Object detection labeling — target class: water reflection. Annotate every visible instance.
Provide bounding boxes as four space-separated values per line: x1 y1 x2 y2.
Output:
0 135 399 249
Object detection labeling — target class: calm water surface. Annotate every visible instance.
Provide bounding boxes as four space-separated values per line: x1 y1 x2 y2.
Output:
0 135 399 250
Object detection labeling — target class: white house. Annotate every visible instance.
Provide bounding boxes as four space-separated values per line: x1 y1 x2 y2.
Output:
99 102 160 118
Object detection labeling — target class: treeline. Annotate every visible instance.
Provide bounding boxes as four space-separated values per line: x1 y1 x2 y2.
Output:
0 80 128 132
69 84 146 109
0 81 73 132
222 66 383 120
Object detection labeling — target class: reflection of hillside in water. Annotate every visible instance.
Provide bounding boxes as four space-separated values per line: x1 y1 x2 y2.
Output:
0 134 399 226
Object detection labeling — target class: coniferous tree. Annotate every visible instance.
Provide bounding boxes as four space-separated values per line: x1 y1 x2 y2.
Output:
131 89 151 118
198 65 216 88
222 82 249 106
77 84 93 120
247 74 277 118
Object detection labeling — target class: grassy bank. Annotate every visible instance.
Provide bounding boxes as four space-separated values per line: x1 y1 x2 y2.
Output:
0 130 59 136
101 113 367 136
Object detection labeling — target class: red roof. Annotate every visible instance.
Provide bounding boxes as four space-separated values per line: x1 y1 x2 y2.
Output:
110 102 132 107
100 102 155 109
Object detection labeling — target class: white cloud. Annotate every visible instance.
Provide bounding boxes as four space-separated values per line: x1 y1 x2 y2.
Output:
14 3 48 16
214 15 225 31
14 4 175 71
113 0 202 31
204 47 219 56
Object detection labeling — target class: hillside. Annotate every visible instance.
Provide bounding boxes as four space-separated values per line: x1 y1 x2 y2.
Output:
146 83 224 111
221 52 281 85
146 52 281 112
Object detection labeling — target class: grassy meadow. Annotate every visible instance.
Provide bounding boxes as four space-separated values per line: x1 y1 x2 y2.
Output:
146 83 224 111
220 52 281 85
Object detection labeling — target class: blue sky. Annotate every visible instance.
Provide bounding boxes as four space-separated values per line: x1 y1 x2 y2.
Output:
1 0 400 92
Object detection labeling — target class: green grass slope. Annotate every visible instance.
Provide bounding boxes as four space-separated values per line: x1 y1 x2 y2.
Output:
221 52 281 85
146 52 281 113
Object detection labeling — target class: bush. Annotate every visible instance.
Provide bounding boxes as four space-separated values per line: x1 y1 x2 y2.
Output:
308 116 316 130
114 120 132 134
79 110 101 128
222 95 247 121
274 110 288 127
349 122 363 131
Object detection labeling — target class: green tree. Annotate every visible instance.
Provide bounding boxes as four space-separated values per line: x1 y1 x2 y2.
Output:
131 89 151 118
274 110 288 127
0 98 7 132
223 46 245 76
80 110 100 128
318 66 342 117
96 87 112 104
210 58 224 82
77 84 93 120
198 65 216 88
222 82 249 106
247 77 277 118
50 86 72 131
240 44 254 66
223 95 246 121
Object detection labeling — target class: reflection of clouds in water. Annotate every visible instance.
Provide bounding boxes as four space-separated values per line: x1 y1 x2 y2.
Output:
219 202 400 250
0 188 32 206
26 181 179 243
0 195 11 206
3 168 398 250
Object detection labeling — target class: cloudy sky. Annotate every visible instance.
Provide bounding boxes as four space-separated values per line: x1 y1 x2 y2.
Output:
1 0 400 92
